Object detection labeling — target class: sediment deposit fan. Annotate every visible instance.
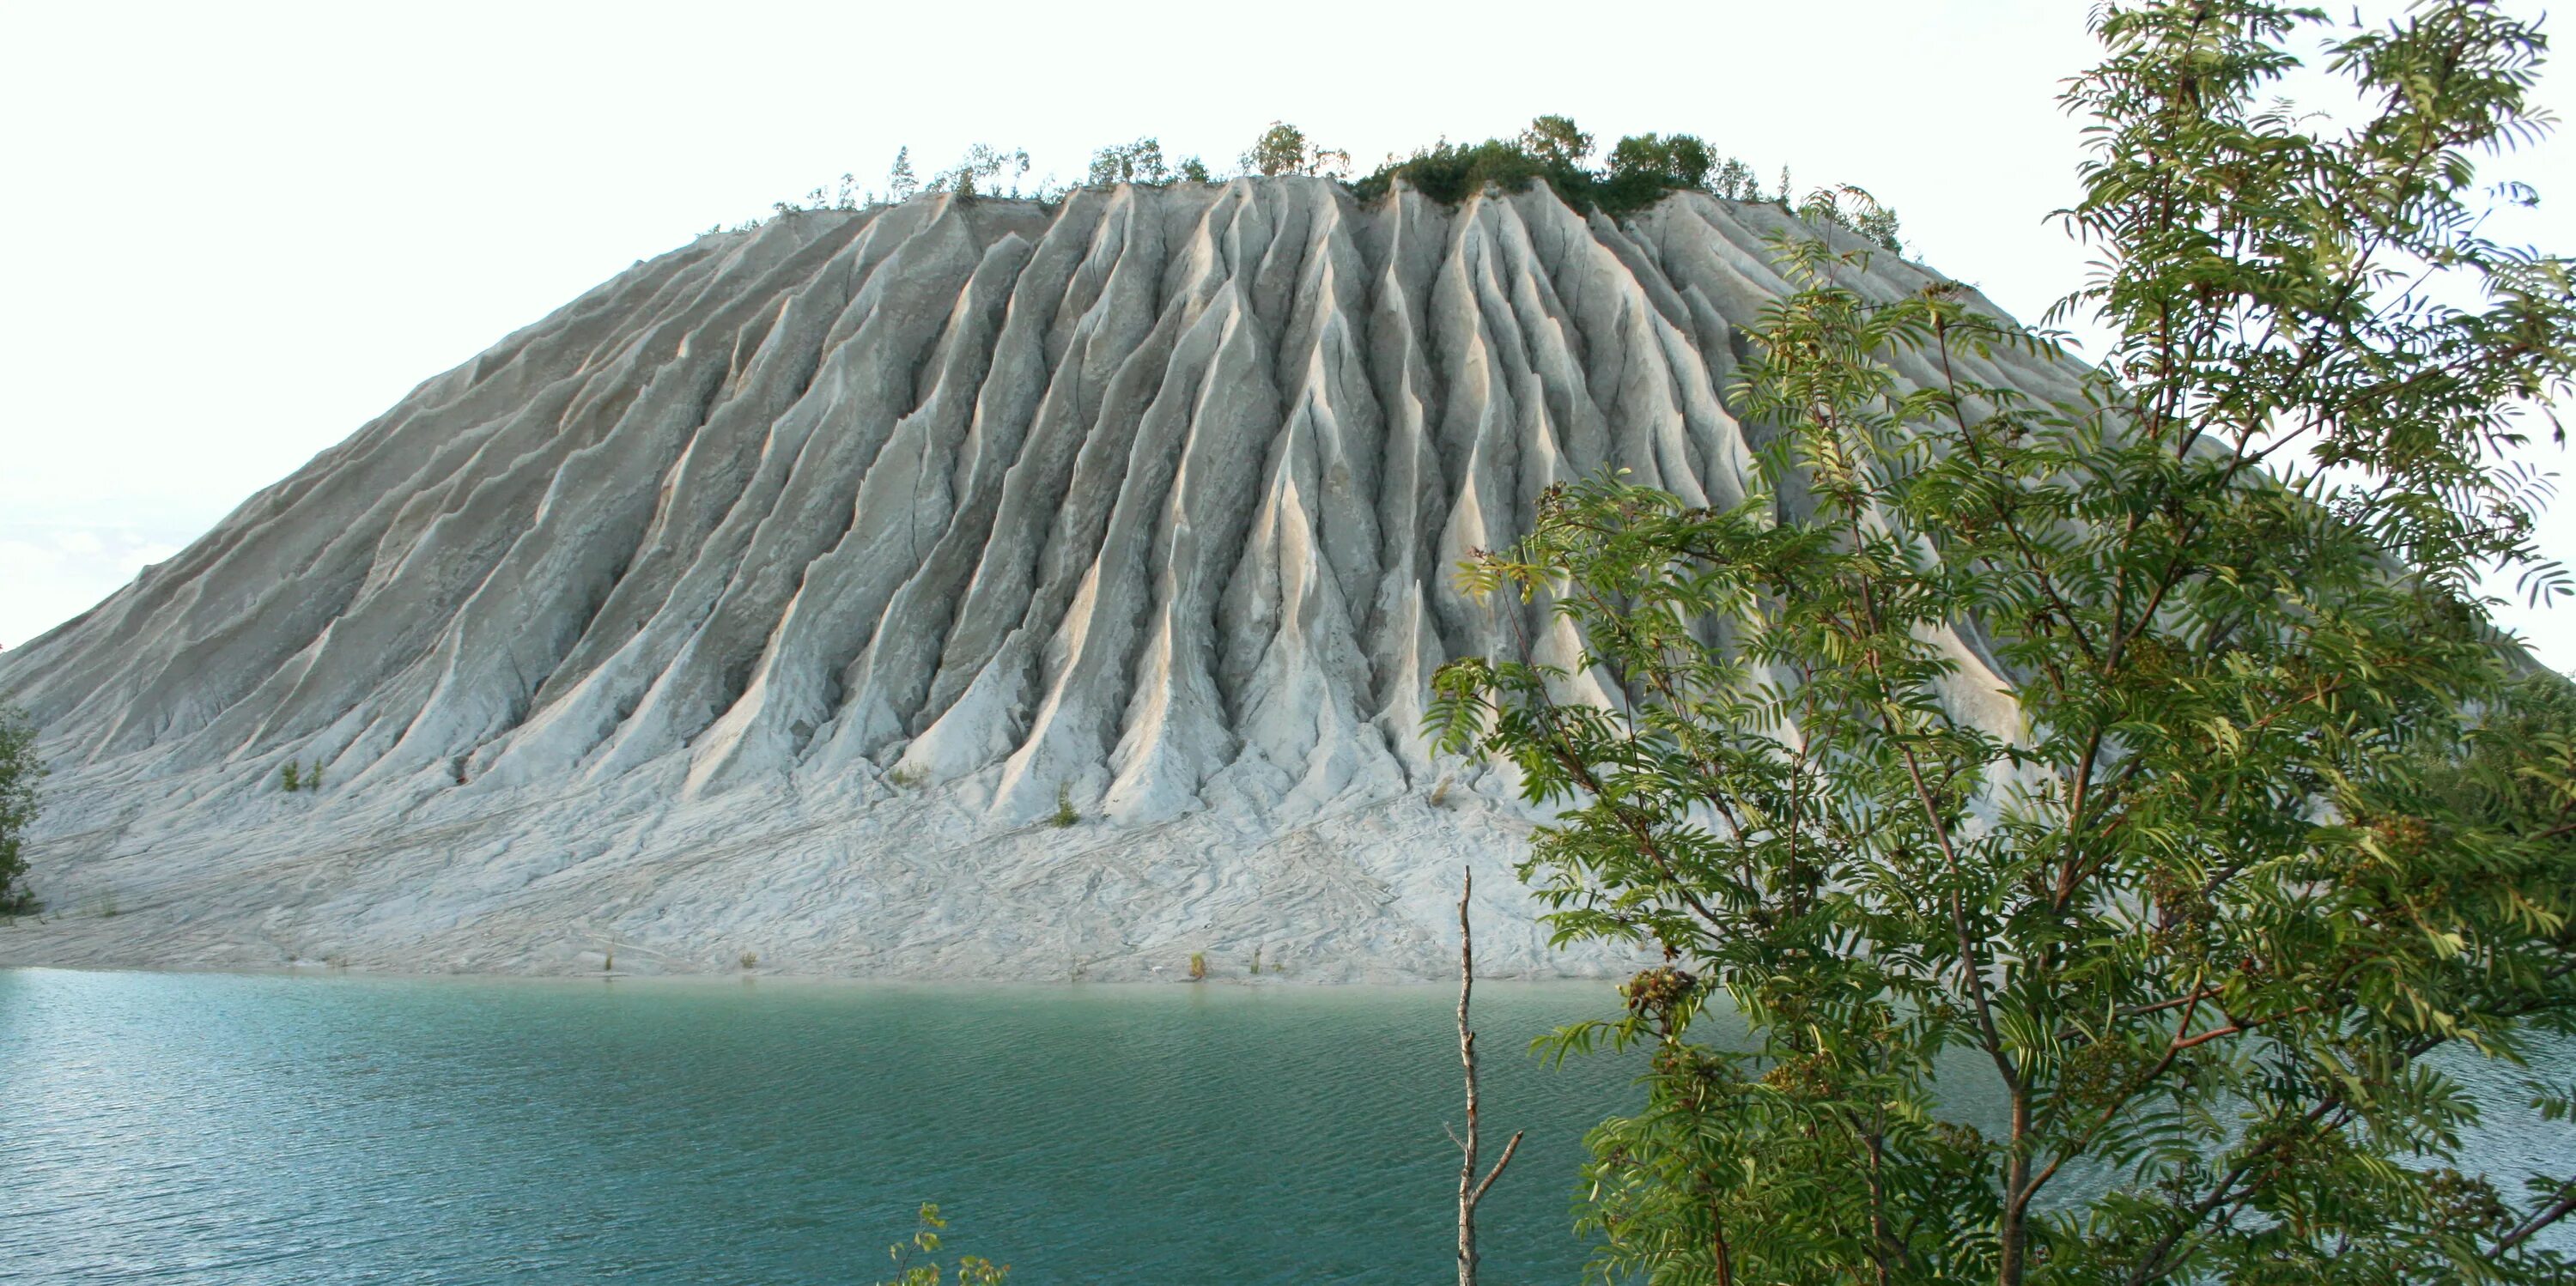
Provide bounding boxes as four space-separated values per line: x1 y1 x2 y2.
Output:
0 179 2075 978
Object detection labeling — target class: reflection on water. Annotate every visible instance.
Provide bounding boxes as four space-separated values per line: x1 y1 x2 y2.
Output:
0 969 1637 1283
3 968 2565 1283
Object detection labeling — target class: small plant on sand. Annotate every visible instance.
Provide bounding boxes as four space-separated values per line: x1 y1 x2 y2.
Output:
304 761 324 792
1049 784 1078 828
738 950 758 972
1188 952 1207 982
279 761 301 792
1249 946 1262 975
887 764 924 790
873 1203 1007 1286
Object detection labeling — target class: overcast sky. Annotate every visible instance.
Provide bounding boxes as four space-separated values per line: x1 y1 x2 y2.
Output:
3 0 2570 666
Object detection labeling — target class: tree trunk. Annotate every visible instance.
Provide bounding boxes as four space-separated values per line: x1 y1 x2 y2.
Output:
1457 867 1522 1286
1999 1084 2032 1286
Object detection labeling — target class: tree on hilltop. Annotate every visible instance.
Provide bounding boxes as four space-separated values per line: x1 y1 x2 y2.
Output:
1242 121 1350 178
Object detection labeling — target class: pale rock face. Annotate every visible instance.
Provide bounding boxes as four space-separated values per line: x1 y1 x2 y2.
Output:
0 179 2067 980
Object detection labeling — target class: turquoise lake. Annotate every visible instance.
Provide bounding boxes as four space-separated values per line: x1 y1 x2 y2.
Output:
4 968 2567 1283
0 969 1640 1283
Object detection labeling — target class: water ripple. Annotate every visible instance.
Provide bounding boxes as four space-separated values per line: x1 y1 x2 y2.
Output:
0 971 1637 1283
8 969 2563 1283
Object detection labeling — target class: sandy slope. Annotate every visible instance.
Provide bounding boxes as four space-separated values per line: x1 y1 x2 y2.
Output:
0 179 2070 978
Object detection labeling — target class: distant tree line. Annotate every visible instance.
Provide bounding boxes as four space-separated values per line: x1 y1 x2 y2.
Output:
1351 114 1902 246
726 115 1901 252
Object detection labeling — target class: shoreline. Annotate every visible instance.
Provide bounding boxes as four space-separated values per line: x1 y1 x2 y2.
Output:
0 959 1625 993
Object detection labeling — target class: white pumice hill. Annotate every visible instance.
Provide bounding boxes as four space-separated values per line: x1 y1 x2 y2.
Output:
0 179 2064 979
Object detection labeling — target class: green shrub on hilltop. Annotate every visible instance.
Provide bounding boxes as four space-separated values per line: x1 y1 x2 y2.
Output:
743 116 1896 248
1241 120 1351 179
1087 136 1170 185
927 145 1032 202
1351 136 1567 208
1086 136 1215 191
1350 114 1902 246
1605 131 1711 189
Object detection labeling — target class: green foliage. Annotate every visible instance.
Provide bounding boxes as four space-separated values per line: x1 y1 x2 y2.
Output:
888 147 919 203
1796 183 1904 253
280 760 301 792
1241 121 1348 178
1352 136 1573 208
872 1204 1007 1286
1430 4 2576 1282
0 709 39 914
1706 154 1763 202
1088 136 1170 185
1351 114 1887 230
759 143 1027 219
727 118 1881 241
1086 136 1212 189
1520 113 1595 167
1607 131 1712 189
1050 783 1078 828
2424 676 2576 836
1188 951 1207 982
1597 130 1728 219
1244 121 1303 176
927 145 1032 203
781 173 866 215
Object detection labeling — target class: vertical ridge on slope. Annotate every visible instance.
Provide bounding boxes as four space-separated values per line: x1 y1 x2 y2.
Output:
0 180 2060 980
